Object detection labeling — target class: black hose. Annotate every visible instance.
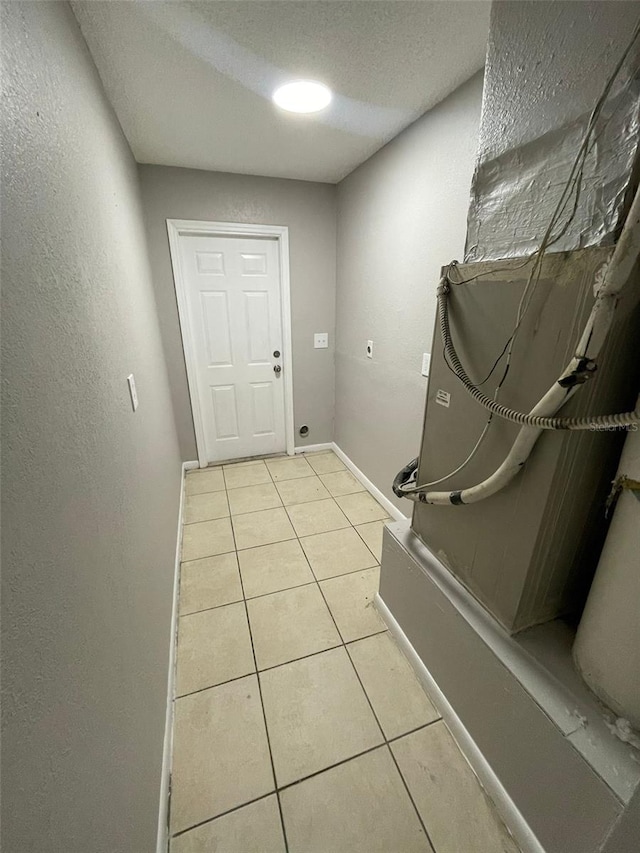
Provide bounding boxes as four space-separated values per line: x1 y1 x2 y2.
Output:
393 458 418 498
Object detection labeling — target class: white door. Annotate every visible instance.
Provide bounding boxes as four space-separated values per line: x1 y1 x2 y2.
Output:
176 233 287 463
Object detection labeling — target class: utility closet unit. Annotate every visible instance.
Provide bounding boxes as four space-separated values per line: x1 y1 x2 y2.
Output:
379 4 640 853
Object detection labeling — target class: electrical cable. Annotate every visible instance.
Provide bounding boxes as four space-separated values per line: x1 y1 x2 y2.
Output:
398 22 640 498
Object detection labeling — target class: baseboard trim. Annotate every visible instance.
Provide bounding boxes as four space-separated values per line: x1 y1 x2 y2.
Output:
294 442 334 454
331 444 407 523
156 461 193 853
375 592 545 853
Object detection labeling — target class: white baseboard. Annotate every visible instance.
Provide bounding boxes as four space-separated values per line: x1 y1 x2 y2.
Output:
294 442 333 454
156 461 192 853
375 593 544 853
331 444 407 523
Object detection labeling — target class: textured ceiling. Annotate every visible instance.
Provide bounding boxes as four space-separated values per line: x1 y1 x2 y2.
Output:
72 1 490 183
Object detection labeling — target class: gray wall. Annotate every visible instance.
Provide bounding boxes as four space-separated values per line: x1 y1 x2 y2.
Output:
1 3 182 852
138 166 337 460
335 73 483 512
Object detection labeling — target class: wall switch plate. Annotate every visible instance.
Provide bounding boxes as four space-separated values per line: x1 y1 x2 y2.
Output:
127 373 139 411
421 353 431 377
314 332 329 349
366 340 373 358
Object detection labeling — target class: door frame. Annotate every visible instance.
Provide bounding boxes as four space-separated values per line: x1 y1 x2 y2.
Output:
166 219 295 468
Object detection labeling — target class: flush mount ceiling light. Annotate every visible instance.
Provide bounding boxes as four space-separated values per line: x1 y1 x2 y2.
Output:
272 80 332 114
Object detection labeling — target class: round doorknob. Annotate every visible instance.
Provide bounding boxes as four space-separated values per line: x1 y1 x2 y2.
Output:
273 364 282 374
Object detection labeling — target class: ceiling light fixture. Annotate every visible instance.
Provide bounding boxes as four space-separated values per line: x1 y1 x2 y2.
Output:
272 80 332 114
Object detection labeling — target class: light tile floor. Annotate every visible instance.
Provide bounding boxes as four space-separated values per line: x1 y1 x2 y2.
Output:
170 450 520 852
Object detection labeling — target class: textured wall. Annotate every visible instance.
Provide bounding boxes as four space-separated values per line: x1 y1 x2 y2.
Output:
466 0 640 261
1 3 182 851
335 73 483 511
138 165 337 459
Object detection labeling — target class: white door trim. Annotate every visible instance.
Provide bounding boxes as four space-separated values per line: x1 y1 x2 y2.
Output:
167 219 295 467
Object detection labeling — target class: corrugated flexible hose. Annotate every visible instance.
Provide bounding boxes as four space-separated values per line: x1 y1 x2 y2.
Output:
437 279 639 430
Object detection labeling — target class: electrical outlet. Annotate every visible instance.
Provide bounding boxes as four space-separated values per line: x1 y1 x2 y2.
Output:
127 373 139 411
314 332 329 349
366 340 373 358
421 353 431 377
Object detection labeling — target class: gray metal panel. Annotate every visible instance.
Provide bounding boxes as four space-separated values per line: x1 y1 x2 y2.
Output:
379 525 623 853
601 786 640 853
411 248 640 631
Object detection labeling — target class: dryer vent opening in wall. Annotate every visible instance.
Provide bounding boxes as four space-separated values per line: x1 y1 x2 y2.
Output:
299 425 309 437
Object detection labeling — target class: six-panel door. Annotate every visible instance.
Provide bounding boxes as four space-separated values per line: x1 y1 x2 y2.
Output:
178 234 286 463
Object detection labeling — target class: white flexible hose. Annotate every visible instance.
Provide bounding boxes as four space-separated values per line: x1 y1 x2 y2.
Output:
409 183 640 506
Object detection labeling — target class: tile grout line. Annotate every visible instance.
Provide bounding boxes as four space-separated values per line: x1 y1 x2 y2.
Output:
184 479 385 561
177 453 405 845
229 475 291 853
295 500 439 851
342 639 440 852
173 628 391 701
178 547 380 618
170 791 275 841
171 717 444 842
265 464 432 844
276 718 442 794
269 484 441 848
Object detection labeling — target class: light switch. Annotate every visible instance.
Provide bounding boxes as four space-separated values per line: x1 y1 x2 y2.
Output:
421 353 431 377
127 373 139 411
314 333 329 349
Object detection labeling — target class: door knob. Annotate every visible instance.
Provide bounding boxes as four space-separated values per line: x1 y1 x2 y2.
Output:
273 364 282 374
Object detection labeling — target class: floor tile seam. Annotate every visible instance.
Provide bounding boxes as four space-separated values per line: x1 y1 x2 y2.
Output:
272 720 442 798
273 741 386 795
276 718 441 800
174 667 257 701
183 513 231 525
312 560 381 582
236 541 291 853
175 498 437 848
181 501 381 560
228 491 357 516
173 625 397 701
254 639 346 676
296 519 380 564
280 499 352 540
244 578 320 605
352 521 385 563
313 567 365 657
385 742 438 852
341 640 438 851
178 596 247 619
242 558 383 604
183 508 382 557
289 480 388 560
168 713 442 837
228 502 285 517
169 791 277 840
182 532 303 562
184 486 226 498
179 461 431 847
286 513 383 620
